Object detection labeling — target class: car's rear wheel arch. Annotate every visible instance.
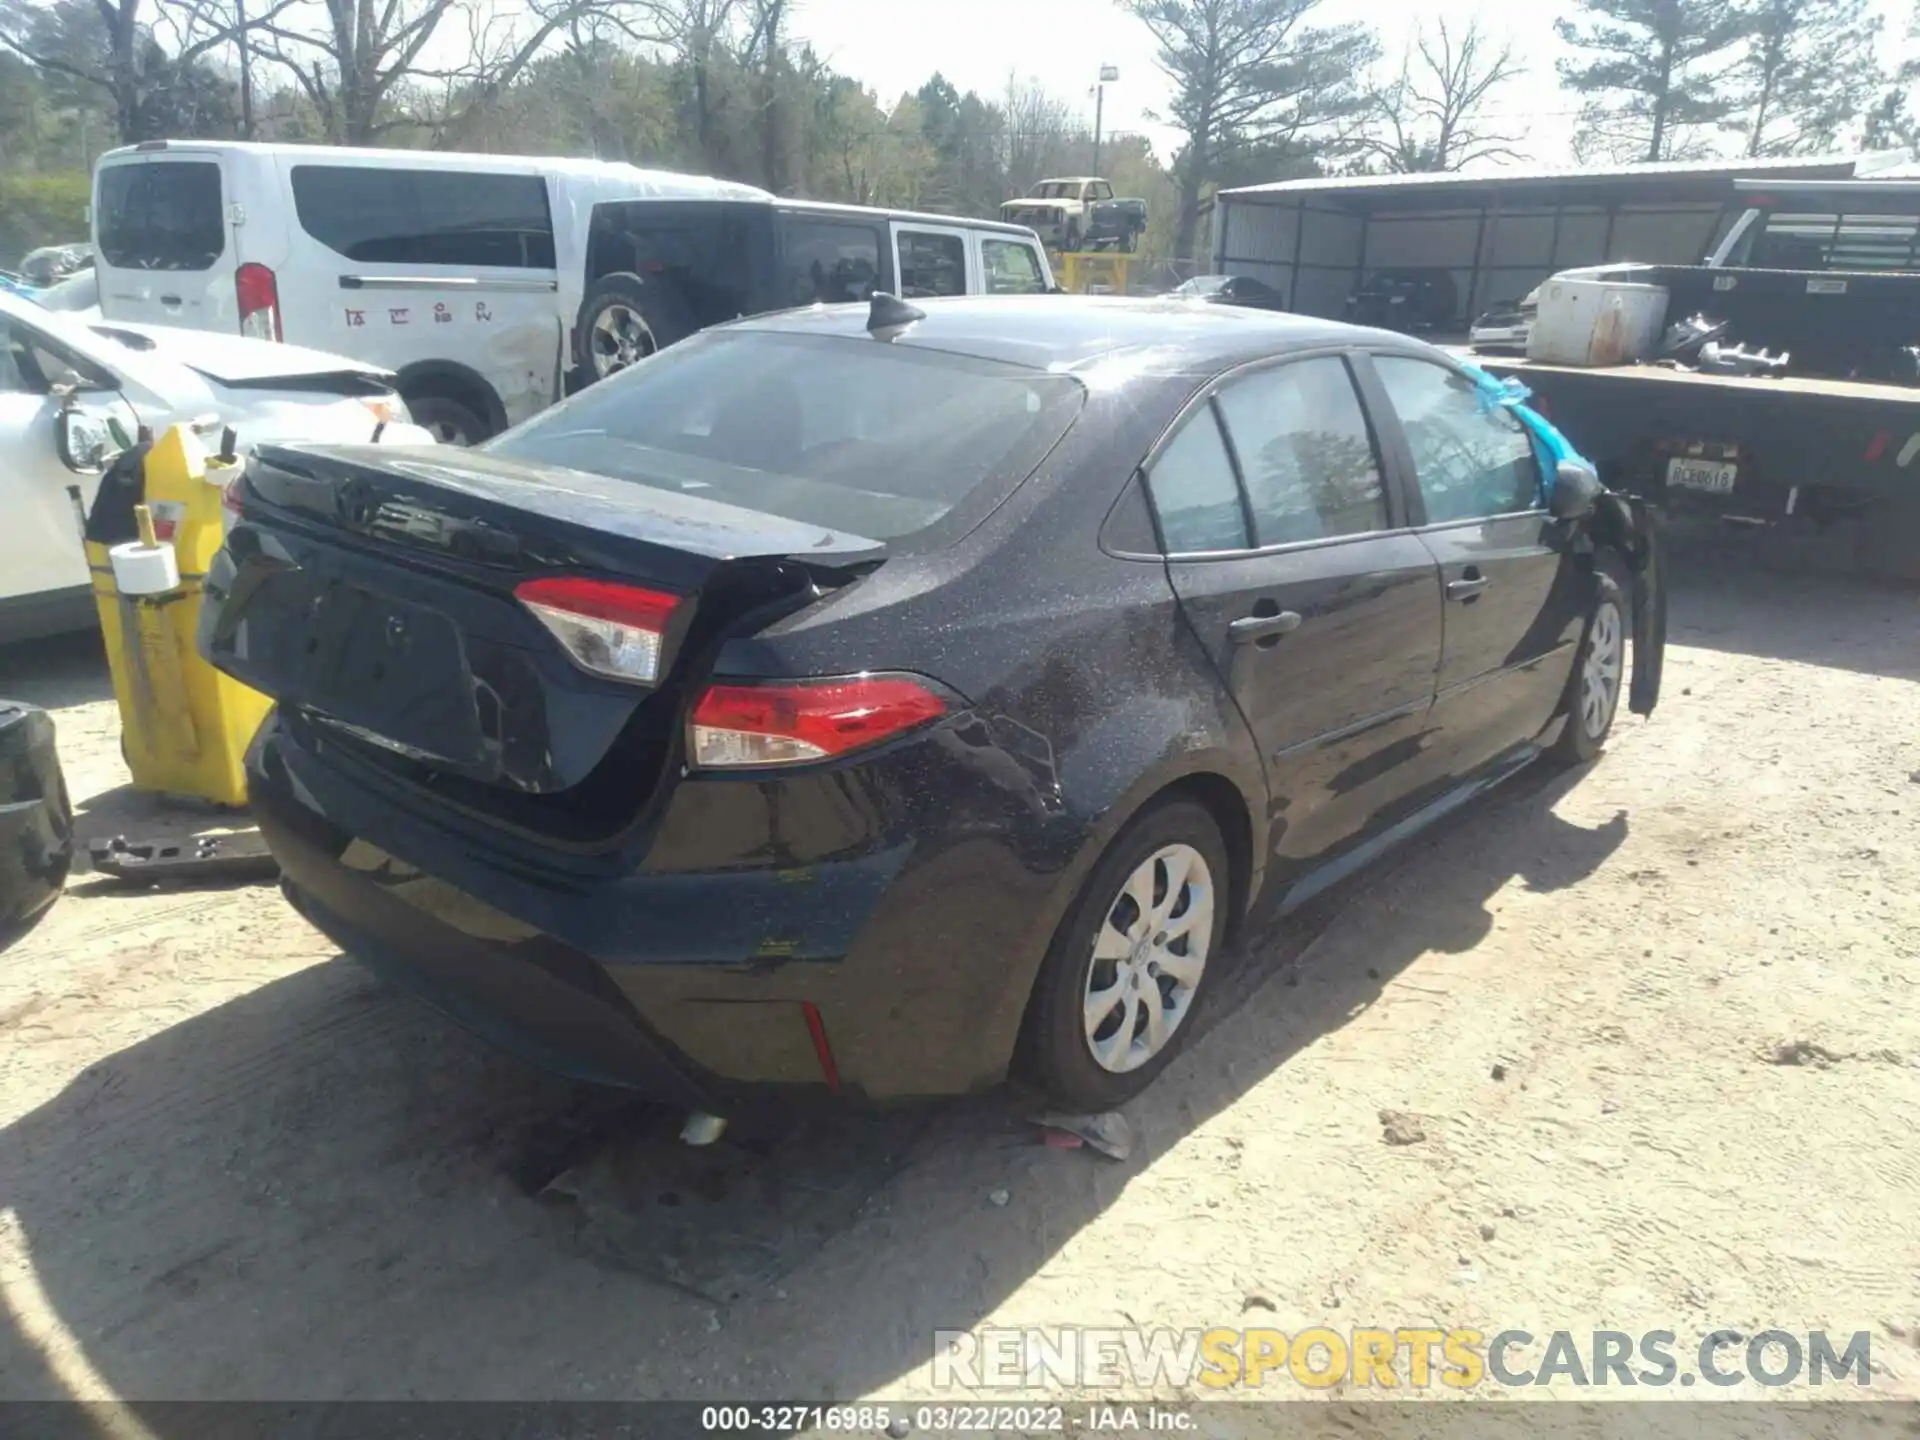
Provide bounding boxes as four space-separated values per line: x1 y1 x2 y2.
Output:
1006 764 1261 1077
1160 771 1255 944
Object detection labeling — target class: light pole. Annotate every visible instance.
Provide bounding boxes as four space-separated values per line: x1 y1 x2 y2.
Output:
1093 64 1118 177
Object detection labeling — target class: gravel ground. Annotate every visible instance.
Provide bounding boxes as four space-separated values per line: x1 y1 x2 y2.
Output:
0 531 1915 1423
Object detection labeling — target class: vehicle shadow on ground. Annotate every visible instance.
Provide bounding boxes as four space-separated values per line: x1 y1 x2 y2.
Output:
0 758 1624 1410
0 632 112 710
1663 524 1920 682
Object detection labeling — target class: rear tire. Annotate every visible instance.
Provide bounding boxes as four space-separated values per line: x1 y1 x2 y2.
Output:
405 394 490 447
1018 798 1230 1110
1549 556 1629 767
574 272 698 383
1064 220 1083 253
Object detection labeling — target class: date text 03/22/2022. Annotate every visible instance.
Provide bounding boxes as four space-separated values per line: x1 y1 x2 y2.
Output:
698 1405 1191 1433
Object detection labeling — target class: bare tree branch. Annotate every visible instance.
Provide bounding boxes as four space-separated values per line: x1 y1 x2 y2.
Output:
1360 18 1526 172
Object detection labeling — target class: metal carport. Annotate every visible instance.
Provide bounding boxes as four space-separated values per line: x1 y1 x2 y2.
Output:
1212 154 1895 328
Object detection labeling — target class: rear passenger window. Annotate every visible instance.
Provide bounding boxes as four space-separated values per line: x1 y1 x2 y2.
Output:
982 239 1047 294
587 204 754 328
290 166 555 268
97 162 225 272
898 231 966 297
1214 357 1387 545
1144 407 1250 553
1372 356 1542 522
777 219 881 305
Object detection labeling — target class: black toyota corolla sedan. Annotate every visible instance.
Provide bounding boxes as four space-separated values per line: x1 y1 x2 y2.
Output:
201 295 1664 1114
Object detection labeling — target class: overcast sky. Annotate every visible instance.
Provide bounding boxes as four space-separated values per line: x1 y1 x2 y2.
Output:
784 0 1911 171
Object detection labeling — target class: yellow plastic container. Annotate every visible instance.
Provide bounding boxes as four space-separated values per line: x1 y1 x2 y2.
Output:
1059 251 1132 296
88 425 273 807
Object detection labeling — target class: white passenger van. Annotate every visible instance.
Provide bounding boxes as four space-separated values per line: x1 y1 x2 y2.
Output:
90 142 1057 444
89 142 771 443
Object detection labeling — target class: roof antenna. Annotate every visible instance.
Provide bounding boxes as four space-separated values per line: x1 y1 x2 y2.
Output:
867 291 926 339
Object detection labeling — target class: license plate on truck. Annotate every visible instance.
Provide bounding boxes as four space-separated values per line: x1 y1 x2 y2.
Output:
1667 458 1737 494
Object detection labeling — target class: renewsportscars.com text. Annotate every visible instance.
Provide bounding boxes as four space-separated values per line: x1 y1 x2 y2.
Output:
933 1326 1875 1390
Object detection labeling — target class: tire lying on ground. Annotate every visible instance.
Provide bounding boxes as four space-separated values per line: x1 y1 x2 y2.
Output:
574 272 701 384
0 700 73 941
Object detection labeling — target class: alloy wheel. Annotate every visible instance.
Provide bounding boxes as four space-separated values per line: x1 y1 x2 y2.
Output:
1082 843 1215 1074
1581 598 1624 738
589 304 654 379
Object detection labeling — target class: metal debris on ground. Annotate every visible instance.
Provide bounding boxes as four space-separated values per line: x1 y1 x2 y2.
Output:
86 829 279 886
1030 1110 1135 1161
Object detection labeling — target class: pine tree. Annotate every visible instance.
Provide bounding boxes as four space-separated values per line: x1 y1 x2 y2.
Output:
1127 0 1377 261
1737 0 1882 155
1555 0 1754 163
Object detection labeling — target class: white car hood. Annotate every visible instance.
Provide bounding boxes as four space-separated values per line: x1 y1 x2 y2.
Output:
85 323 396 387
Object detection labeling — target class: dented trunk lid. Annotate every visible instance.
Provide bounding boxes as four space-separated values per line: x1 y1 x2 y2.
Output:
200 443 883 799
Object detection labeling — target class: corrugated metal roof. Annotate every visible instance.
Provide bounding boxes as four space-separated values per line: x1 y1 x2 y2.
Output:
1219 152 1867 201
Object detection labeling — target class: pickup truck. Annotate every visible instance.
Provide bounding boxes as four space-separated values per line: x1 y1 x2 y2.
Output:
1000 178 1148 253
1470 178 1920 581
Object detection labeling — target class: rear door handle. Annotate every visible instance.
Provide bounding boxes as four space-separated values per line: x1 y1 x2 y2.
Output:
1446 576 1491 602
1229 610 1302 643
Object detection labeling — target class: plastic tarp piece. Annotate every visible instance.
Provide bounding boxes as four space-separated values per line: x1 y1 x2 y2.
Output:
1456 358 1596 499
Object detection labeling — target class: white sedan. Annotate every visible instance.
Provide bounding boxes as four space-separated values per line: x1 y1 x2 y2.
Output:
1 287 434 643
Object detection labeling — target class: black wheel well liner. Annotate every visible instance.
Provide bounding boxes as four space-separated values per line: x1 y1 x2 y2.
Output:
1160 772 1256 943
395 361 508 435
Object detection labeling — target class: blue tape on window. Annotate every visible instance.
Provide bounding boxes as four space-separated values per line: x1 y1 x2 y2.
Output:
1457 358 1594 496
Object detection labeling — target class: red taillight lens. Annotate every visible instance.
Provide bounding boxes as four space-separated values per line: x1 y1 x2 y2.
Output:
235 262 282 341
515 576 681 684
688 675 947 769
221 474 245 520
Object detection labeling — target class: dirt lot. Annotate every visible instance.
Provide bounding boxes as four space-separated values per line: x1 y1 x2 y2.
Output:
1 532 1917 1420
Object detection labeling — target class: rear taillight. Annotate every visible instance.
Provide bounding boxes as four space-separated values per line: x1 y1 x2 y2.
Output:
688 675 947 769
221 474 246 520
235 262 282 341
515 576 681 684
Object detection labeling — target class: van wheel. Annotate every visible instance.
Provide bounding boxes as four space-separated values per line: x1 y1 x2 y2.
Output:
575 273 697 383
1018 798 1229 1110
405 395 490 447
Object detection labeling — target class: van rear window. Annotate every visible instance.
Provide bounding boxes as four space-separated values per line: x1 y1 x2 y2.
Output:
291 166 556 269
97 163 224 272
486 330 1084 545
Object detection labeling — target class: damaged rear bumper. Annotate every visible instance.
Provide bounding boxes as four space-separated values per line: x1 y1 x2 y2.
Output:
0 702 73 937
247 712 1075 1107
1596 492 1668 717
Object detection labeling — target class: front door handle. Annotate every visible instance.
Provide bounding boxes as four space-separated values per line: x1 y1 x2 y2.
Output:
1229 610 1303 644
1446 576 1491 602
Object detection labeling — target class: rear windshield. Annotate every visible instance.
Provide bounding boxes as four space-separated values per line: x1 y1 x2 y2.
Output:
97 162 224 272
487 329 1084 542
1745 210 1920 271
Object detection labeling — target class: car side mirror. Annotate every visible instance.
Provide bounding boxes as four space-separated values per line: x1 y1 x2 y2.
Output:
54 399 128 475
1550 460 1602 521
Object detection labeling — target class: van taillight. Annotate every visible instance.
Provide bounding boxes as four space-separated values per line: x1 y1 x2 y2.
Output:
236 263 282 342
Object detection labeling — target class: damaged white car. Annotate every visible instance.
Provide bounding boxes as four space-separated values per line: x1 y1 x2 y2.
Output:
1 287 432 644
